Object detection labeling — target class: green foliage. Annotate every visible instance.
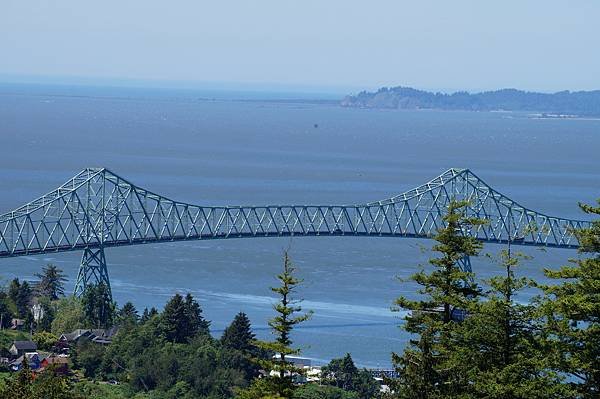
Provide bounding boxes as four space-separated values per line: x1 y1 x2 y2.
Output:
391 200 485 397
82 282 116 329
0 295 14 329
8 278 32 318
0 361 79 399
33 296 55 332
72 338 107 379
0 330 29 352
70 293 254 398
222 312 263 379
159 293 209 343
235 377 285 399
321 354 378 399
242 251 312 399
140 307 159 324
538 200 600 397
293 384 359 399
34 264 67 300
51 296 86 334
447 250 572 398
183 293 210 336
222 312 255 352
32 331 58 351
72 380 130 399
117 301 139 327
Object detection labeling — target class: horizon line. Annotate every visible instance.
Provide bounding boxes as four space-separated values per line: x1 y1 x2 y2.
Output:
2 73 598 96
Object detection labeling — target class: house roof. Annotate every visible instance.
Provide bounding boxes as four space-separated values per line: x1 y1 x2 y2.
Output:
60 327 119 343
12 341 37 351
42 356 69 365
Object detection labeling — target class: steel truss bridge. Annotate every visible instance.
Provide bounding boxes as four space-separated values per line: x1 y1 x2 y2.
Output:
0 168 590 298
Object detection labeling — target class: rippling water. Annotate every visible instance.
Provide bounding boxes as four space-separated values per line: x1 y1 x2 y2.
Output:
0 83 598 367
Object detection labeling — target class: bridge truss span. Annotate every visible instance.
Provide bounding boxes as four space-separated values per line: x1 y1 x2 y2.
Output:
0 167 591 296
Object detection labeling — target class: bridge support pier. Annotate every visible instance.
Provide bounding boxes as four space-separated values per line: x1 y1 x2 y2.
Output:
74 246 112 299
458 255 472 273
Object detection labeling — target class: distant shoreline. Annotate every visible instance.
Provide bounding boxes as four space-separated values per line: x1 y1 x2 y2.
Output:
341 86 600 118
3 81 600 119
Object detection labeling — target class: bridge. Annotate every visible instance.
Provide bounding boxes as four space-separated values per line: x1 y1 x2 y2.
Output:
0 168 590 298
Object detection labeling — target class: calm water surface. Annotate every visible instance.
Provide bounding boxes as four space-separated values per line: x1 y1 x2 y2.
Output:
0 84 598 367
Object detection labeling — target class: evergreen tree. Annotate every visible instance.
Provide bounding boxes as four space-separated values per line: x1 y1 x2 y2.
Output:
0 292 14 329
222 312 263 380
539 200 600 397
17 281 33 318
222 312 255 352
8 278 21 303
391 200 485 398
450 250 571 398
183 293 210 336
240 251 312 399
118 301 139 326
140 306 159 324
161 293 189 343
34 263 67 300
8 278 33 318
81 282 115 329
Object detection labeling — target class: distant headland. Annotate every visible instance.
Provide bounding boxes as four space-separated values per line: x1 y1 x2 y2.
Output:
341 86 600 117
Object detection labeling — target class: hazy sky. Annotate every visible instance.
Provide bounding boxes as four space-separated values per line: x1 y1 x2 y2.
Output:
1 1 599 92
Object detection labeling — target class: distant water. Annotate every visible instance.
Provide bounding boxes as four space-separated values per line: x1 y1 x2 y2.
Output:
0 83 598 368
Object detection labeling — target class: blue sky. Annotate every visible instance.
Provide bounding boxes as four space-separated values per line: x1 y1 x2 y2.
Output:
1 1 599 92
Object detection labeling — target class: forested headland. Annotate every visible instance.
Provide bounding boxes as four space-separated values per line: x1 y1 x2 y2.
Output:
341 86 600 117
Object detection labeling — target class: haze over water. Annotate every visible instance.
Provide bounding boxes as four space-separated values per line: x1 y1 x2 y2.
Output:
0 83 598 368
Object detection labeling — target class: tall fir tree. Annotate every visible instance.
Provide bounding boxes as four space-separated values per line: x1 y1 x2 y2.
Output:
160 293 209 343
222 312 263 380
238 251 312 399
539 200 600 398
183 293 210 336
391 200 485 398
161 293 188 343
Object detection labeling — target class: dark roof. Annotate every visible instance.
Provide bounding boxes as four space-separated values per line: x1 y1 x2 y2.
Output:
12 341 37 351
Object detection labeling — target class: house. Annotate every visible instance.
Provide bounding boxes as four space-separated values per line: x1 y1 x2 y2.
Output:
59 326 119 346
39 356 69 374
9 341 37 357
10 352 40 371
59 328 93 343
